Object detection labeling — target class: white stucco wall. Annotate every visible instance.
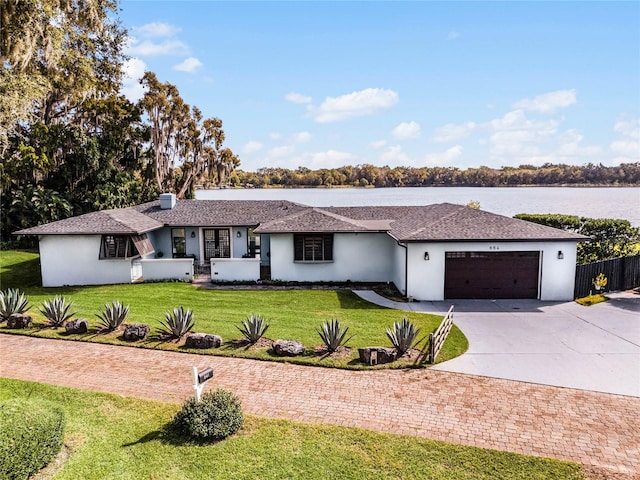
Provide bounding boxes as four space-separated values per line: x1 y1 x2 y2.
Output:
405 241 578 301
39 235 133 287
391 242 407 295
269 233 396 282
210 258 260 281
140 258 194 281
231 227 247 258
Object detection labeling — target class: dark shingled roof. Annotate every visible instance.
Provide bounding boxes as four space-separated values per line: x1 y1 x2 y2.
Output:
14 208 163 235
132 200 308 227
324 204 587 242
255 208 392 233
14 199 587 243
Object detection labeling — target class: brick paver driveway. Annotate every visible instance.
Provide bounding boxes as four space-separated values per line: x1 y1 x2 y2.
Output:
0 335 638 479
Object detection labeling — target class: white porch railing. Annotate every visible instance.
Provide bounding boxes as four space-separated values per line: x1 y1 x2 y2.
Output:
210 257 260 282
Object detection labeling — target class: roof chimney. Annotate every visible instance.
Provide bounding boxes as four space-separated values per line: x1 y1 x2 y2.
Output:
159 193 176 210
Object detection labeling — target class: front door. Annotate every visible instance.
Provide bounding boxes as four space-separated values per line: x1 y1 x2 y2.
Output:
203 229 231 261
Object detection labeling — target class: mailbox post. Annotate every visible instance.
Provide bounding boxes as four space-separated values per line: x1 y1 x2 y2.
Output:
192 366 213 402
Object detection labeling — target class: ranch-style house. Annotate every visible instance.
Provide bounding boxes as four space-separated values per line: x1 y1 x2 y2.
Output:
15 193 587 301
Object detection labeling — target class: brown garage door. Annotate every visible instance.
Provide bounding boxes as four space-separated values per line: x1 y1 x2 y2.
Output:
444 251 540 299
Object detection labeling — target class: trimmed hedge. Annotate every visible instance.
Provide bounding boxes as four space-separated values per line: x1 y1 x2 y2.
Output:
0 398 65 480
172 389 243 441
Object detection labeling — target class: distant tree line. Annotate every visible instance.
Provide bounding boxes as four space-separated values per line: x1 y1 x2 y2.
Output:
514 214 640 264
230 163 640 188
1 0 239 245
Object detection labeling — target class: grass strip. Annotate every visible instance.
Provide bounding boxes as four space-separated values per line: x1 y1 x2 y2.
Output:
0 250 467 369
0 378 585 480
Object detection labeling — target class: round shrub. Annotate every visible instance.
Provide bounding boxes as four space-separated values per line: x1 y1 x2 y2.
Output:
0 398 65 480
172 389 243 441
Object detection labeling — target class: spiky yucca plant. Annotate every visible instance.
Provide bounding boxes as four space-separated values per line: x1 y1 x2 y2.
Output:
386 318 421 356
0 288 30 321
237 314 269 344
317 318 353 353
40 296 77 328
96 301 129 332
158 306 195 340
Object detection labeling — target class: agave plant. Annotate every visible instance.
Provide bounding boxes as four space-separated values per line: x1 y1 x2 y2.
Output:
40 295 77 328
96 301 130 332
237 314 269 344
158 306 195 340
317 318 353 353
0 288 30 321
386 318 421 356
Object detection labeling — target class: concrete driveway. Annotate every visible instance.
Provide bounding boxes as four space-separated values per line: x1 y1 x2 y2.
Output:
354 290 640 397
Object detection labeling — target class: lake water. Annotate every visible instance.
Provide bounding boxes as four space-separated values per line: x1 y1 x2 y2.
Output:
197 186 640 227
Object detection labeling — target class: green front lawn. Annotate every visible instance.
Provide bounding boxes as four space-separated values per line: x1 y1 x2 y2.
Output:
0 378 585 480
0 250 467 368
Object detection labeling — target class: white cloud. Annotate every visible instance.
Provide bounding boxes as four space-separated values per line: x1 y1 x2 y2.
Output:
269 132 282 140
488 110 559 157
242 141 263 154
613 117 640 140
610 118 640 160
610 140 640 157
125 38 190 56
512 89 577 113
556 129 602 157
423 145 463 166
448 31 460 40
269 145 295 157
380 145 411 166
120 57 147 102
290 131 312 143
370 140 387 149
133 22 181 38
295 150 357 169
173 57 203 73
309 88 399 123
432 122 477 142
392 121 421 140
285 92 312 104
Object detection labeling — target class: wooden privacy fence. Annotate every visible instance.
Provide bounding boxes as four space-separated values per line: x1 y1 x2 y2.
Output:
421 305 454 364
574 254 640 298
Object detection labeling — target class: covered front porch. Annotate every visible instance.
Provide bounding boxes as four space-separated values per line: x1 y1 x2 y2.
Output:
144 226 271 282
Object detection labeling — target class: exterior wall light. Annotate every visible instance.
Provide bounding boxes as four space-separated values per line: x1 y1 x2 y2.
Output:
236 231 242 238
190 231 196 238
557 250 564 259
424 252 430 261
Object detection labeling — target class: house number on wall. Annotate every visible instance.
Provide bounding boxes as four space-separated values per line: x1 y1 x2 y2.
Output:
489 246 500 250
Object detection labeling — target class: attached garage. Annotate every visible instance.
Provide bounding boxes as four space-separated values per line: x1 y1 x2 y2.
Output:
444 251 540 299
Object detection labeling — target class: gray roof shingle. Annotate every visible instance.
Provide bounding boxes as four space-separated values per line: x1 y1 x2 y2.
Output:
254 208 392 233
132 200 308 226
14 199 587 242
325 204 587 242
14 208 163 235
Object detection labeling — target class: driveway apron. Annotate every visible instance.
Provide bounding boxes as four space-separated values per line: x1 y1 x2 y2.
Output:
0 334 638 478
354 290 640 397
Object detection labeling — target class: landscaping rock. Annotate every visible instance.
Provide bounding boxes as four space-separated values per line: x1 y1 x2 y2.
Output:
7 314 32 329
272 339 305 357
185 333 222 349
358 347 397 365
65 318 88 334
123 323 150 341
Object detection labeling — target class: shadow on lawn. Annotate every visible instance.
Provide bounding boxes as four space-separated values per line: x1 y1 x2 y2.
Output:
1 255 42 289
336 290 382 310
122 425 225 447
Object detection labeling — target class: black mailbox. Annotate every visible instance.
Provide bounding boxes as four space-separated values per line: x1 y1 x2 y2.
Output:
197 367 213 384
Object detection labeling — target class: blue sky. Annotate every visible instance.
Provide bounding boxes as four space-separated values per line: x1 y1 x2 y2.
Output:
118 1 640 172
